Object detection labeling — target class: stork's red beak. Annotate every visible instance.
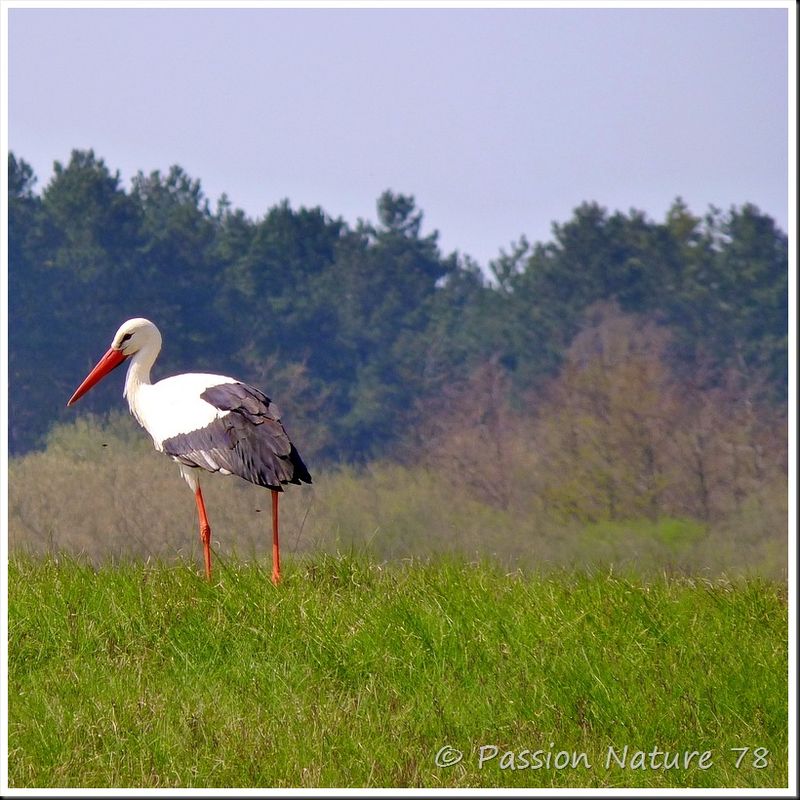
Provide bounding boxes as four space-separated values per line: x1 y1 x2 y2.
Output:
67 348 128 406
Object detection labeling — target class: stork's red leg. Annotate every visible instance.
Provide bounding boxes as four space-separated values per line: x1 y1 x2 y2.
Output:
271 490 281 585
194 486 213 581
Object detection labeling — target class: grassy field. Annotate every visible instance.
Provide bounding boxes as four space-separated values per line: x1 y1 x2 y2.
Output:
8 553 788 789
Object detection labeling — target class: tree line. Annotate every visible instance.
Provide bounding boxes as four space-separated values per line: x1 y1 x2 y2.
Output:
8 150 788 467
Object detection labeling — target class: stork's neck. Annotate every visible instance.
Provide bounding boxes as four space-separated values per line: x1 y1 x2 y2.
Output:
124 341 160 416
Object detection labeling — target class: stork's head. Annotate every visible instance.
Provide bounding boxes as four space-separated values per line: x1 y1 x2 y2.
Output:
110 317 162 358
67 318 162 406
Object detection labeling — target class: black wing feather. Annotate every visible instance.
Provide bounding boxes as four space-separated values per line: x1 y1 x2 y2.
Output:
162 382 312 491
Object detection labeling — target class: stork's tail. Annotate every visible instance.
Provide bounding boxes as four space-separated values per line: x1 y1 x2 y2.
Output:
289 443 312 485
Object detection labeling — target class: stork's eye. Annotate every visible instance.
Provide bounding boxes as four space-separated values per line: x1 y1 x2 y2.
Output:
121 333 133 343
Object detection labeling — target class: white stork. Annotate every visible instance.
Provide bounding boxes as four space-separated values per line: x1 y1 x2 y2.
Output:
66 317 311 584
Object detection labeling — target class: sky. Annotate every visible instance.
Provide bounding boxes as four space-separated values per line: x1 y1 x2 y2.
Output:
5 3 791 267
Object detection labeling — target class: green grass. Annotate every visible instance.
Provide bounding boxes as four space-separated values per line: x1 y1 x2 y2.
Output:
8 554 788 789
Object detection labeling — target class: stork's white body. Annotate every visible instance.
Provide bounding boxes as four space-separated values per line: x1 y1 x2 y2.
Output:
127 371 237 470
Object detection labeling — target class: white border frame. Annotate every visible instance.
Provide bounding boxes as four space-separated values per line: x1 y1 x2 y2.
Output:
1 1 796 796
